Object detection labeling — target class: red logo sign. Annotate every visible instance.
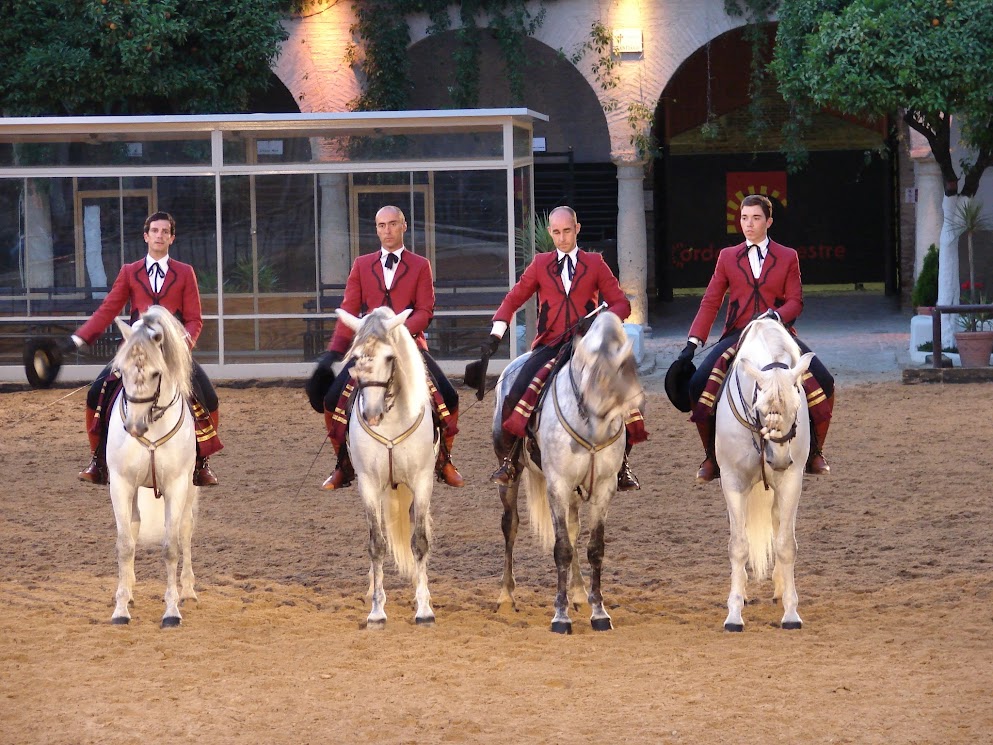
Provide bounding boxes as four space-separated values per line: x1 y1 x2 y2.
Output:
726 172 788 234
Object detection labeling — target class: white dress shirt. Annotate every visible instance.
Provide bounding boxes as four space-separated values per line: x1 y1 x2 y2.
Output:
381 247 405 290
145 254 170 294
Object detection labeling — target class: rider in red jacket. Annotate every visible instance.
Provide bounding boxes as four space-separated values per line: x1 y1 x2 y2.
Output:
678 195 834 483
72 212 221 487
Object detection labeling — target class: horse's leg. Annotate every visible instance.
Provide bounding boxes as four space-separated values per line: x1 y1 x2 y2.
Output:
497 480 520 609
179 484 199 604
365 500 388 629
410 477 435 626
586 492 612 631
722 481 750 632
773 477 804 630
566 498 586 609
110 481 138 624
160 484 185 628
547 488 574 634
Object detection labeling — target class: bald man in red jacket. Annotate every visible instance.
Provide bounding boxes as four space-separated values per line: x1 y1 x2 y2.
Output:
307 205 464 490
72 212 221 487
678 194 834 483
485 205 643 490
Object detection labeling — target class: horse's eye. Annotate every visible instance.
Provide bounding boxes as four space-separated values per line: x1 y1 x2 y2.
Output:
151 371 160 378
385 355 395 364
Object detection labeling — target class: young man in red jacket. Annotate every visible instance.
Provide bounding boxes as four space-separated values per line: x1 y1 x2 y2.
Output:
678 194 834 483
72 212 221 487
485 205 645 489
307 205 464 490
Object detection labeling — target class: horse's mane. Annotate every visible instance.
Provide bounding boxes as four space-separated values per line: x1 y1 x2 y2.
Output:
113 306 193 400
349 307 429 414
573 311 643 413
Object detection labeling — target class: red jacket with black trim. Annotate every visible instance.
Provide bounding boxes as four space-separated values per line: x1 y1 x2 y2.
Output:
493 250 631 349
74 258 203 347
688 239 804 343
328 250 434 354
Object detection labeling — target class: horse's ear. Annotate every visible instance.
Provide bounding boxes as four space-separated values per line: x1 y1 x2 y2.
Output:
388 308 413 331
739 357 762 381
793 352 816 382
336 308 361 332
115 318 133 341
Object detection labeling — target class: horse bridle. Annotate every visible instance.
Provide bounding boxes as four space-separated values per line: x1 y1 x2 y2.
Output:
354 356 424 490
727 360 800 489
553 363 624 495
118 371 185 500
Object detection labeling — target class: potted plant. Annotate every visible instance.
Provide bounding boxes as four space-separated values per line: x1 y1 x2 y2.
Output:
911 244 939 315
951 201 992 366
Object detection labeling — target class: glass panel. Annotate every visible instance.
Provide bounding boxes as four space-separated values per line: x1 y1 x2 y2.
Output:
223 127 505 165
0 136 212 168
221 315 317 362
514 125 532 159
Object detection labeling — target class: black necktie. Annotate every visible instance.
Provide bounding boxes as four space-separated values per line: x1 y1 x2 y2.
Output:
750 245 765 269
384 253 398 270
148 262 165 292
560 255 574 280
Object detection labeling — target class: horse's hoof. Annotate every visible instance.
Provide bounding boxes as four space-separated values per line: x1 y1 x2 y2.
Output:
161 616 182 628
550 621 573 635
591 617 613 632
111 616 130 625
365 619 386 630
781 621 802 630
415 616 436 626
724 622 744 632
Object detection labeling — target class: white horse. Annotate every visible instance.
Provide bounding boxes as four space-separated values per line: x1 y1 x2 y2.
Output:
493 311 644 633
106 306 199 627
336 306 437 628
715 316 815 632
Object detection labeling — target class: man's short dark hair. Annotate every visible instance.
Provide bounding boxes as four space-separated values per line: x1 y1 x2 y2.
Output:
741 195 773 219
144 211 176 235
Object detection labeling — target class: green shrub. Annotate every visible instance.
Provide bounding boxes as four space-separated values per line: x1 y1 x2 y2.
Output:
911 244 939 308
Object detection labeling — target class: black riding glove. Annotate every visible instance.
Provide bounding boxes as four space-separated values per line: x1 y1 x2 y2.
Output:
316 350 342 373
678 341 697 362
58 336 79 355
481 334 501 358
305 350 343 414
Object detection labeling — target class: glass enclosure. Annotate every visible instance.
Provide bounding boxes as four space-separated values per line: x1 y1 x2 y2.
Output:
0 110 544 379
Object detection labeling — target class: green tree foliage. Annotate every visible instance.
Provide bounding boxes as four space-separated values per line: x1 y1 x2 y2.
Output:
771 0 993 196
773 0 993 331
0 0 288 115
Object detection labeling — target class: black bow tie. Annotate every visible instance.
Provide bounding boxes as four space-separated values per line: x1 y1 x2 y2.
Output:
148 262 165 278
749 245 765 263
384 253 398 270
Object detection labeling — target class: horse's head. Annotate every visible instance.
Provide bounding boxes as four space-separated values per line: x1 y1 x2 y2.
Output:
113 307 192 438
572 311 645 420
739 352 815 471
338 306 419 426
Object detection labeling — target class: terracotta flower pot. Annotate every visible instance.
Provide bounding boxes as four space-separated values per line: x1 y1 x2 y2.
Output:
953 330 993 367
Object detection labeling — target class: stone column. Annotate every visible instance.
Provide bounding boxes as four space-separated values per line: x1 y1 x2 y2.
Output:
913 158 943 278
613 156 649 328
318 173 351 285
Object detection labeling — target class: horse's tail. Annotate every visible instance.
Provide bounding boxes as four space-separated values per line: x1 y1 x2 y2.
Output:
525 472 555 553
745 483 775 581
135 487 166 546
383 484 417 579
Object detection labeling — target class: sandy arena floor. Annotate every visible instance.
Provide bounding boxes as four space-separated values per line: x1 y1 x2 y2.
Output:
1 378 991 744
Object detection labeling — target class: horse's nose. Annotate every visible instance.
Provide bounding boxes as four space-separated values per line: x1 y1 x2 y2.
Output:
128 420 148 438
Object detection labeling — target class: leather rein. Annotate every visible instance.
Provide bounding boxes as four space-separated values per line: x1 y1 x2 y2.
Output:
355 364 425 490
727 360 799 490
119 375 185 499
552 356 624 495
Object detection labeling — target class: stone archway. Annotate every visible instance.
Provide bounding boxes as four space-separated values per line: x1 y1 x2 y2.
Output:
652 24 896 300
